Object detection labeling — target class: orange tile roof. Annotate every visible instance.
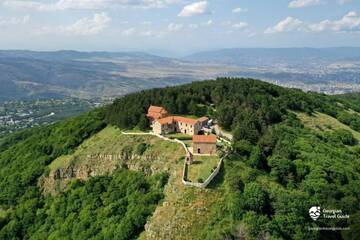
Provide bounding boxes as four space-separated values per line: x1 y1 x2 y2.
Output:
157 116 175 125
156 116 199 125
192 135 217 143
148 105 167 114
147 105 168 120
173 116 198 125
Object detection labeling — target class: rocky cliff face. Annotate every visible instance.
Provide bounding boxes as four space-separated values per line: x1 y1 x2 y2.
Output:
39 151 171 194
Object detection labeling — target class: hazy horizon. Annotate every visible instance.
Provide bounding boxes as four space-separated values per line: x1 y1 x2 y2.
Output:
2 46 360 58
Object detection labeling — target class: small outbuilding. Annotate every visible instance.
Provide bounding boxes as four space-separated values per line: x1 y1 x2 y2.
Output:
197 116 209 127
192 135 217 155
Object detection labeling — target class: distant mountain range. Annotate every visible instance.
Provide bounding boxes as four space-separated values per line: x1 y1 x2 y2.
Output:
1 48 360 102
183 47 360 66
0 50 243 102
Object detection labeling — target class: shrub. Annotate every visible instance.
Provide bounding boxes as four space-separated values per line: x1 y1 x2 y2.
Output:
243 182 267 213
330 129 357 146
136 143 148 156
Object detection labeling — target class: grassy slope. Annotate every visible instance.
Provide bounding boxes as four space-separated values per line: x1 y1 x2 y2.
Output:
139 166 223 240
295 111 360 141
49 126 183 171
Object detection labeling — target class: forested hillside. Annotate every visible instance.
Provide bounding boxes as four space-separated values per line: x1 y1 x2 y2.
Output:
0 78 359 239
106 78 360 239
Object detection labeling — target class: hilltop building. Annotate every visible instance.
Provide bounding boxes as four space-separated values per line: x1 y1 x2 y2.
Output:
152 116 202 135
147 105 217 156
146 105 168 123
197 116 209 127
192 135 217 155
147 106 206 136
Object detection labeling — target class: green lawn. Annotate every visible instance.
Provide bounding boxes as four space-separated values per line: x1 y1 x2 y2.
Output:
187 155 220 182
182 140 192 147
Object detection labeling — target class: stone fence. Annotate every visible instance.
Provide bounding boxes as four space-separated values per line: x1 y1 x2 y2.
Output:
181 154 225 188
121 131 224 188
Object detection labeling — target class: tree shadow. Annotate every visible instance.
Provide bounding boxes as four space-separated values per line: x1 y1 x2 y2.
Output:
207 160 226 189
191 160 203 165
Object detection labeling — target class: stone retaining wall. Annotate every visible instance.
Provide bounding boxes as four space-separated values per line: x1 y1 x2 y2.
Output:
121 131 224 188
181 154 224 188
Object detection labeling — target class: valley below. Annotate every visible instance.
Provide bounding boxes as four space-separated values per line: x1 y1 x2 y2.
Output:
2 48 360 105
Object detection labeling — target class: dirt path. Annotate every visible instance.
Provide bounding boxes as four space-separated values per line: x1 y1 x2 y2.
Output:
214 124 233 142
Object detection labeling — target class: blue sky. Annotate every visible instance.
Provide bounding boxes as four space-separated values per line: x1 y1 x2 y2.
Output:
0 0 359 55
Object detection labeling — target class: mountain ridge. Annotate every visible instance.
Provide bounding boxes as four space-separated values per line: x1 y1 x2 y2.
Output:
184 47 360 61
2 48 360 102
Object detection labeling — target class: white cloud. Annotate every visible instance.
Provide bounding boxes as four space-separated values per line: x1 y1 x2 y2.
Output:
3 0 183 11
232 7 248 13
265 11 360 34
64 12 110 35
265 16 303 33
232 22 248 29
42 0 108 11
3 1 40 9
288 0 322 8
122 27 136 36
308 11 360 32
178 1 208 17
168 22 183 31
39 12 111 35
122 27 166 37
0 15 30 26
139 30 164 38
201 19 212 26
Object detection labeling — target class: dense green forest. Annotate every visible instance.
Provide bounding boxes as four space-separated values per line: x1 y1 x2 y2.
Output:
0 109 106 208
0 169 168 240
0 78 359 239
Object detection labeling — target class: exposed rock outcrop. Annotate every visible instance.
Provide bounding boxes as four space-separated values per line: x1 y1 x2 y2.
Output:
40 151 169 194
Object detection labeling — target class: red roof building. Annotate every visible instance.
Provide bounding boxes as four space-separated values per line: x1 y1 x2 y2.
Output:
156 116 198 126
192 135 217 144
147 105 210 137
192 135 217 155
147 105 168 122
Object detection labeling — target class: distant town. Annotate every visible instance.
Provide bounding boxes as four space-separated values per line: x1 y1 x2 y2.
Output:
0 98 103 136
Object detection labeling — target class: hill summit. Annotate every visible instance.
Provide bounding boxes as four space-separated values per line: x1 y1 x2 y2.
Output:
0 78 359 239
